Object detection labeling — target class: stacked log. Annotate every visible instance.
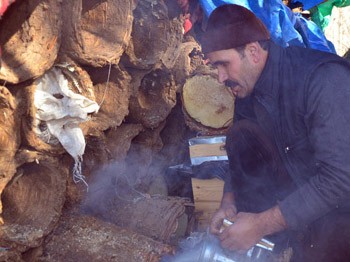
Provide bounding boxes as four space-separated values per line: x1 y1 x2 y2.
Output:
182 74 235 135
0 0 62 83
122 0 183 70
128 68 177 129
38 214 175 262
0 86 19 221
82 166 190 244
0 151 67 260
60 0 137 67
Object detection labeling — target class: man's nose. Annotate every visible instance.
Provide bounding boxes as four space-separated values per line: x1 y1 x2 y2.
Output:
217 69 228 84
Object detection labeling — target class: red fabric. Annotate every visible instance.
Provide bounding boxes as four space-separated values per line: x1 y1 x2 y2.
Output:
0 0 13 17
183 18 192 34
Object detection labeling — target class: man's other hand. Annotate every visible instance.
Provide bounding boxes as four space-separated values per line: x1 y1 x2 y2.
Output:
219 205 288 252
219 212 263 252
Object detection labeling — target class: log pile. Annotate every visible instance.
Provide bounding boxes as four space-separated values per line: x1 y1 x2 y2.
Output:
0 0 226 260
38 214 175 262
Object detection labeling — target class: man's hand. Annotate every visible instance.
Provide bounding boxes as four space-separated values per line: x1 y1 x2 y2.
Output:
210 204 237 235
210 192 237 235
219 212 264 251
219 205 288 252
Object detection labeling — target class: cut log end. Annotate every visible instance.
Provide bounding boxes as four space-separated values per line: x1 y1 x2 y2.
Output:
182 75 234 134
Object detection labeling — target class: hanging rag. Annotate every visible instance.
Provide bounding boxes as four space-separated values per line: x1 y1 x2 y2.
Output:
34 68 99 187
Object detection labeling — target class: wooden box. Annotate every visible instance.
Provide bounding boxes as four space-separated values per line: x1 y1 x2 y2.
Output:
191 177 224 230
188 136 227 165
188 136 227 229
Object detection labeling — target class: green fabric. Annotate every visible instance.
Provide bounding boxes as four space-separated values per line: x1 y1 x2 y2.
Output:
310 0 350 31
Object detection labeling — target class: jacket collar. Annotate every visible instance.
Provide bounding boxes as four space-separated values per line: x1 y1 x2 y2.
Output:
252 41 282 103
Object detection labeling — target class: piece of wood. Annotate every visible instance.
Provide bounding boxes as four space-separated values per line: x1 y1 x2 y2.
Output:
192 178 224 203
83 183 187 244
0 0 62 83
196 211 216 230
60 0 136 67
191 178 224 229
128 68 177 129
1 156 67 254
194 201 223 211
123 0 183 70
189 143 227 158
182 75 235 131
41 214 175 262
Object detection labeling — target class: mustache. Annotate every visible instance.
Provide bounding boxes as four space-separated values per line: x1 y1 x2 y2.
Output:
224 80 238 88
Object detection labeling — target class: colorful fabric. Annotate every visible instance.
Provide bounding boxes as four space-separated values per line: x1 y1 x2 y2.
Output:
310 0 350 31
0 0 15 17
199 0 336 53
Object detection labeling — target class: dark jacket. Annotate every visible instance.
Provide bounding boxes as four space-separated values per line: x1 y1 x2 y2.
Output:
234 41 350 230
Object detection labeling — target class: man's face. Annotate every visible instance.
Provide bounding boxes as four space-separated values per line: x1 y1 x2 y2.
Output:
177 0 188 9
206 47 258 99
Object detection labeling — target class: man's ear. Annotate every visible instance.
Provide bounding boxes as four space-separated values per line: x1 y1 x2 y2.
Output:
245 42 263 63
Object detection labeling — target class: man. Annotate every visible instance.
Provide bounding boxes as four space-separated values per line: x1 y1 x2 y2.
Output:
201 4 350 261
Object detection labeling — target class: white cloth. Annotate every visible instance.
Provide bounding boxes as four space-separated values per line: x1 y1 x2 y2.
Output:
34 68 99 186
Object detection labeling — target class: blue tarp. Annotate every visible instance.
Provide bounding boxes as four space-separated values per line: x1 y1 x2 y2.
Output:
295 0 324 10
199 0 336 53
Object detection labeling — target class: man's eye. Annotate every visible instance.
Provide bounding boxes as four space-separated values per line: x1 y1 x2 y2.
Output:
212 61 229 69
217 62 229 67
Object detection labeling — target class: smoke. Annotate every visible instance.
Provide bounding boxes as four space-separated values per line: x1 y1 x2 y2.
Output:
79 136 188 216
161 231 251 262
80 161 147 217
160 232 210 262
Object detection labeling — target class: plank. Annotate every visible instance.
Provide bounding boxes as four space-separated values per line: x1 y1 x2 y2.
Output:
189 143 227 158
